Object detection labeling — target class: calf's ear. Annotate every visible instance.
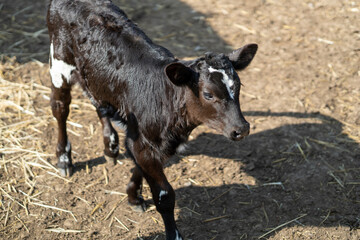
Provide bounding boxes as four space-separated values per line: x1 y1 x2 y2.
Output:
165 62 196 86
228 44 258 71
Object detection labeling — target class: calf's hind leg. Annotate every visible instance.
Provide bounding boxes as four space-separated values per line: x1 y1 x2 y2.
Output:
126 166 146 211
96 106 119 165
51 84 73 177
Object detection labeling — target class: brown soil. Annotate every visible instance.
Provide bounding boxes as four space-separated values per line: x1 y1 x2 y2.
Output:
1 0 359 239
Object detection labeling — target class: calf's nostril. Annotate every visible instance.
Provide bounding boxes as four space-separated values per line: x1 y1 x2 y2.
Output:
231 126 250 139
231 130 242 139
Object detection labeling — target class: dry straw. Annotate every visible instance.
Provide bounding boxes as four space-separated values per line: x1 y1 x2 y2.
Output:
0 58 96 236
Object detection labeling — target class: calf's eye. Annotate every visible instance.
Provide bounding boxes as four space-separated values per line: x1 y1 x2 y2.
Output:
203 92 213 100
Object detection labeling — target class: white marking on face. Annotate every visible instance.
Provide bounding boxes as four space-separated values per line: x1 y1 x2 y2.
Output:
50 42 76 88
159 190 168 203
59 153 70 163
208 66 234 99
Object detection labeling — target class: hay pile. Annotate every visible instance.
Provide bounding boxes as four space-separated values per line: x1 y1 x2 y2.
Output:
0 57 58 235
0 57 101 236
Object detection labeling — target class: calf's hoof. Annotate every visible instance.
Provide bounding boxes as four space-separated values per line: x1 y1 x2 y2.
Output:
129 201 148 213
104 154 117 165
58 164 73 177
128 197 148 212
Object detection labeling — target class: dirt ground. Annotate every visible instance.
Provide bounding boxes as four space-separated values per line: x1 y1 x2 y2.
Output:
1 0 360 239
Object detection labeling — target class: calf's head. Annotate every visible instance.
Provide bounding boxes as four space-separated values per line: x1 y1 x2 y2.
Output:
165 44 258 141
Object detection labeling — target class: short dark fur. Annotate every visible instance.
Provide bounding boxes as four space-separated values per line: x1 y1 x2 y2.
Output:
47 1 257 239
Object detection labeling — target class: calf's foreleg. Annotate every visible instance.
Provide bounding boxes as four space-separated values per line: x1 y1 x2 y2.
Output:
130 146 183 240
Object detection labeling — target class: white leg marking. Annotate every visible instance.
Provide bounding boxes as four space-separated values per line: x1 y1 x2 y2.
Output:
175 230 183 240
50 42 76 88
65 140 71 153
159 190 168 204
59 153 70 163
176 143 187 154
59 141 71 163
208 67 234 99
109 132 119 153
110 133 116 145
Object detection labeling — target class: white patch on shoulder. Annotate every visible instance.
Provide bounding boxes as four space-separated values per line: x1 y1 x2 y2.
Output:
50 42 76 88
159 190 168 203
208 66 234 99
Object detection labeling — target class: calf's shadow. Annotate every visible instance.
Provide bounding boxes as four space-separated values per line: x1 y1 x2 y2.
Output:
139 111 360 239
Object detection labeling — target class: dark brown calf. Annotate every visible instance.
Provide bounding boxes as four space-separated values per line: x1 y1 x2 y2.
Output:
47 0 257 239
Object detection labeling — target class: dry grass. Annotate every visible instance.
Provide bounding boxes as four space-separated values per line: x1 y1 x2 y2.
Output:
0 57 99 237
0 57 60 235
0 56 140 238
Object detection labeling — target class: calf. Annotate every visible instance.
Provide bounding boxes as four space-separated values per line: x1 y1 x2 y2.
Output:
47 0 257 239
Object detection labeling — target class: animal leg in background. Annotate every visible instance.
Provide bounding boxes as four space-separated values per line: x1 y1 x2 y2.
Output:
126 165 146 212
96 105 119 165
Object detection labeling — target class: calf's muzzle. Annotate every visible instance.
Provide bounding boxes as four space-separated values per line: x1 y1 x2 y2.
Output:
230 121 250 141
